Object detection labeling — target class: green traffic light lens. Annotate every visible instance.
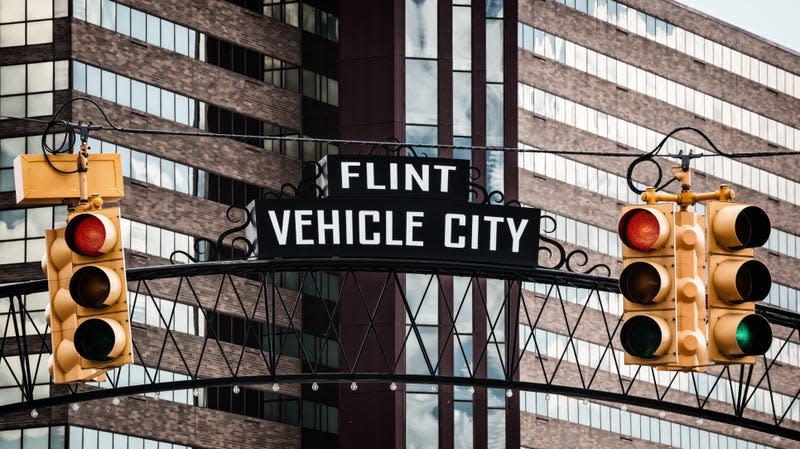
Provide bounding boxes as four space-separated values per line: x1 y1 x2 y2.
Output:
74 319 117 361
620 316 665 358
735 315 772 356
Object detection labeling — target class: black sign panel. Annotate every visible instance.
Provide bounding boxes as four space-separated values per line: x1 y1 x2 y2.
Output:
319 155 470 201
247 198 541 269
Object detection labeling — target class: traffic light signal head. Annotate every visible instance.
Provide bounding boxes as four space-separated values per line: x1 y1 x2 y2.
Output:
44 207 132 383
707 201 773 364
618 203 676 366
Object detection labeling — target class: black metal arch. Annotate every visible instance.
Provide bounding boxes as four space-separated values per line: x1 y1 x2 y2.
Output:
1 258 799 443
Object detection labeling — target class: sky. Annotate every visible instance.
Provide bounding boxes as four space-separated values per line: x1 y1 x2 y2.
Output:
678 0 800 53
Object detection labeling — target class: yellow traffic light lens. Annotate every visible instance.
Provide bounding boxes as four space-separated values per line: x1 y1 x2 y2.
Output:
733 206 770 249
65 214 115 257
620 316 669 358
735 315 772 356
74 318 123 362
620 262 668 304
70 266 112 309
734 260 771 301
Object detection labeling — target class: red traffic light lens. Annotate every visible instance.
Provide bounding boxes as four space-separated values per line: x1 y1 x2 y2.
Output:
619 209 664 252
65 214 114 257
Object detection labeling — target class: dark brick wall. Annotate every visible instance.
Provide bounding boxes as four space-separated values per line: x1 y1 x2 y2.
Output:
70 395 300 449
517 50 800 183
116 0 301 64
71 98 302 191
72 20 301 131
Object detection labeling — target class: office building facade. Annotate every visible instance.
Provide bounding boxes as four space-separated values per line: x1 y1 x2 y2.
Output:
0 0 797 448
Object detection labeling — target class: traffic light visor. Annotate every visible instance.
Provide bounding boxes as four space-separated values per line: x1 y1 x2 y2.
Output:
713 205 770 250
619 208 670 252
65 213 117 257
620 315 671 358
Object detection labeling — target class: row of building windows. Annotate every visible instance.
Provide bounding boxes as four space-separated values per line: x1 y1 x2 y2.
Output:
519 326 800 421
0 354 50 407
0 60 68 120
0 0 66 48
0 60 68 96
130 292 205 337
540 209 622 259
120 217 195 262
73 0 345 110
519 24 799 151
258 1 339 42
521 391 773 449
0 205 67 264
87 137 202 196
73 60 199 127
204 385 339 434
94 364 203 406
73 61 326 160
88 135 308 207
518 142 641 204
0 425 191 449
0 135 63 191
302 69 339 106
208 310 339 369
70 426 191 449
555 0 800 100
72 0 312 97
519 84 800 206
73 0 198 58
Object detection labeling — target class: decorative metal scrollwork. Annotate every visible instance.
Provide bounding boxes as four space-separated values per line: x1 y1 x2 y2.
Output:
467 165 506 204
169 205 255 263
537 215 611 275
264 161 327 200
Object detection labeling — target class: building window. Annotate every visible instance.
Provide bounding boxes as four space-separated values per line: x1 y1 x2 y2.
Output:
0 206 67 264
302 400 339 434
0 0 67 48
301 4 337 42
0 60 68 120
264 56 300 92
263 1 299 26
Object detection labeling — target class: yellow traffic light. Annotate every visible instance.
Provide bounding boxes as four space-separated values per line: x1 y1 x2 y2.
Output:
706 201 773 364
618 204 676 366
44 207 132 383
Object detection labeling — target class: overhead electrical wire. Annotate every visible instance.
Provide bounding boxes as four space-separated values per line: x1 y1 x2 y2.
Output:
1 97 798 161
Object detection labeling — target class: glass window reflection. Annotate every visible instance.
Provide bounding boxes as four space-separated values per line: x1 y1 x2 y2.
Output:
405 59 437 125
405 0 437 58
